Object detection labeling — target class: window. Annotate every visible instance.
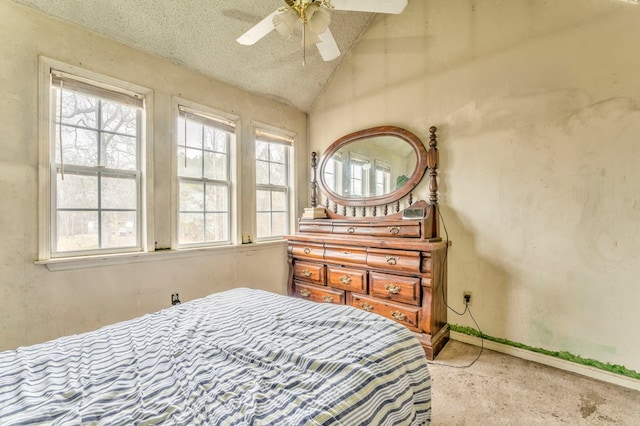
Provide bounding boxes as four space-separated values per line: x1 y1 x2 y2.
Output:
255 128 293 240
324 154 343 194
348 156 370 197
47 69 146 257
375 163 391 195
176 105 235 247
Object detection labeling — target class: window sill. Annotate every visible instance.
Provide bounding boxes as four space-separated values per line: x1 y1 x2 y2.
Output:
35 240 287 272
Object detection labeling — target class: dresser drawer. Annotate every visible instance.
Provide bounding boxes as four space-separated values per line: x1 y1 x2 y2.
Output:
290 242 324 260
370 272 421 306
331 221 421 238
327 266 367 293
351 294 420 332
367 248 421 273
294 281 345 305
331 223 368 236
293 261 325 285
324 244 367 265
298 221 333 234
366 221 422 238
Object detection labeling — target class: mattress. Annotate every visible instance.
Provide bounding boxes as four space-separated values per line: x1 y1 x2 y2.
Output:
0 287 431 425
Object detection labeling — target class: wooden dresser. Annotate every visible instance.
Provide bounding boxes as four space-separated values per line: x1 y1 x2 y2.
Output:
285 202 449 359
286 126 448 359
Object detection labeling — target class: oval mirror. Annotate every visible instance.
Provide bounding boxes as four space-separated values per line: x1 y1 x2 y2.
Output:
317 126 428 207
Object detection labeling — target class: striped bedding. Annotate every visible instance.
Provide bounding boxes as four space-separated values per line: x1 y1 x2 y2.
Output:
0 287 431 425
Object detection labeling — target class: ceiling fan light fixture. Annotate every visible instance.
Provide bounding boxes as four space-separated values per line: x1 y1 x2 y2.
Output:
273 8 299 38
306 5 331 35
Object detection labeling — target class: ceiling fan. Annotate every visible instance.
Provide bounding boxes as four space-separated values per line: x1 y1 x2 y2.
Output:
237 0 408 65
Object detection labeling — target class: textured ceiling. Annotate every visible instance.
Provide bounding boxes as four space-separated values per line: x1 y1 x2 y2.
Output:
11 0 374 112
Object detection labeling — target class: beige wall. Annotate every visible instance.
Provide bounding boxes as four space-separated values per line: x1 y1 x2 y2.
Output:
0 0 307 350
311 0 640 371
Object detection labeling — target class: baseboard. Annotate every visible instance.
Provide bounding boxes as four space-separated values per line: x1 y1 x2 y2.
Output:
450 331 640 392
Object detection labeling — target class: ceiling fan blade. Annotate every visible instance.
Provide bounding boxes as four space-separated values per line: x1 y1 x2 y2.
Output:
331 0 408 14
237 10 278 45
316 28 340 61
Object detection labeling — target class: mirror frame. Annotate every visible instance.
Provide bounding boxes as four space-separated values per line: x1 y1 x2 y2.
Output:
317 126 428 207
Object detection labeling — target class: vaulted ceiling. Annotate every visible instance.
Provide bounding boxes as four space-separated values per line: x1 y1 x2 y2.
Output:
11 0 377 112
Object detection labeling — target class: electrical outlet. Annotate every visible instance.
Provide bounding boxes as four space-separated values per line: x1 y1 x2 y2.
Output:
463 291 472 305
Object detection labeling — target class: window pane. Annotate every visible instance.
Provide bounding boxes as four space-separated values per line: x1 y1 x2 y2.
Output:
103 133 137 170
256 212 271 238
180 181 204 211
179 213 204 244
271 212 287 236
185 120 202 148
269 144 286 163
56 90 97 128
270 163 287 186
205 213 228 242
177 148 203 178
102 211 137 248
101 101 137 135
204 127 228 152
256 141 269 161
55 126 98 167
203 152 227 180
326 173 335 191
102 176 136 209
256 190 270 211
271 190 287 211
256 160 269 185
57 173 97 209
56 211 99 252
205 184 228 212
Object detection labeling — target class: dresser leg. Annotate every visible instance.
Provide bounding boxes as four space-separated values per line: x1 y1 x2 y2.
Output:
416 323 450 360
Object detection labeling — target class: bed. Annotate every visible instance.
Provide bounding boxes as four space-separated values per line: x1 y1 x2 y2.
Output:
0 288 431 425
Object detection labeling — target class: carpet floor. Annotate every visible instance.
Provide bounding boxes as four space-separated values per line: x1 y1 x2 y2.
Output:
428 340 640 425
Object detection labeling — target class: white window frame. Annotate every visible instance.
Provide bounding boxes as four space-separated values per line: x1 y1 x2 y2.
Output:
347 153 370 197
171 97 239 249
374 160 392 196
37 57 154 262
253 124 295 242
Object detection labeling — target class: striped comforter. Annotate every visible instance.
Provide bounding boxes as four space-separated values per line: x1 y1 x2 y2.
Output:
0 288 431 425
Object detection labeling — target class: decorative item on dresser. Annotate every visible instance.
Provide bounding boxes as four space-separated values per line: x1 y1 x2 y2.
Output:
285 125 450 360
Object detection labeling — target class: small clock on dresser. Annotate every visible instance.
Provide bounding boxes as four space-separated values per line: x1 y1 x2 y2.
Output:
285 126 449 360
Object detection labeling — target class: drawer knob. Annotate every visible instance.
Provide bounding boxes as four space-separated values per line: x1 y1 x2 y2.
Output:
299 289 311 297
302 270 312 277
384 283 401 294
385 256 398 266
303 247 311 254
347 226 356 234
390 310 407 321
322 295 334 303
359 302 374 312
388 226 400 235
339 275 352 285
342 250 351 255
